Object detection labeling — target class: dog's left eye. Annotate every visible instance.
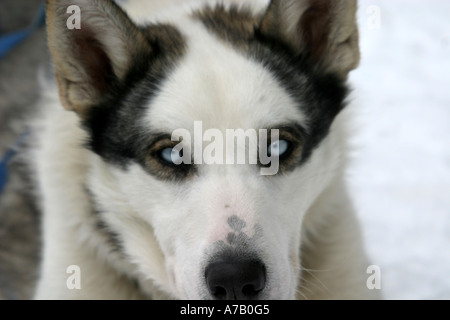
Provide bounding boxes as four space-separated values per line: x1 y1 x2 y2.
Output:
267 139 290 157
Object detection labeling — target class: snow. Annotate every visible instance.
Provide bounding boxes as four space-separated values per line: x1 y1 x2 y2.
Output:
348 0 450 299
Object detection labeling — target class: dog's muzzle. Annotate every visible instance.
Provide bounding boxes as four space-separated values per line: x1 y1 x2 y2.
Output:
205 257 266 300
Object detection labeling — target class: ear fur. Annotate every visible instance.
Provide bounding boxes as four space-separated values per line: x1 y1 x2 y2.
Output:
260 0 360 77
46 0 152 116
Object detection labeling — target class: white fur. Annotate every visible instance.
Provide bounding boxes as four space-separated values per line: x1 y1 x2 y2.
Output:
33 0 379 300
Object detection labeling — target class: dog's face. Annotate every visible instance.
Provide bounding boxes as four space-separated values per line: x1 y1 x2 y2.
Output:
46 0 359 299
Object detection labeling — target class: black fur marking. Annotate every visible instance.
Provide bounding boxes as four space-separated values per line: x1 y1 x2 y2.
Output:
209 215 263 259
94 218 125 257
82 24 187 176
82 5 348 176
194 5 349 165
85 187 125 257
227 215 246 233
226 216 251 246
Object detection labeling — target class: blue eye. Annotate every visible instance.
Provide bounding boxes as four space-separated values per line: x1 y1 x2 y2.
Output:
268 139 290 157
160 147 183 165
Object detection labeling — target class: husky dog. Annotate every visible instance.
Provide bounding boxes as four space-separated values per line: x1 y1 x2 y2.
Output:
33 0 378 299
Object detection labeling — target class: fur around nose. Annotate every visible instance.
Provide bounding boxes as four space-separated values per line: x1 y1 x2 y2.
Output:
205 259 266 300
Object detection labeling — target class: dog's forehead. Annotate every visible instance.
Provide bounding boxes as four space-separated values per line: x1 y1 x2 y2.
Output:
143 16 305 133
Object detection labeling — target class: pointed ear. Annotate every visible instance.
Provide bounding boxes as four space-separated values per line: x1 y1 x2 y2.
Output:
260 0 360 77
46 0 152 116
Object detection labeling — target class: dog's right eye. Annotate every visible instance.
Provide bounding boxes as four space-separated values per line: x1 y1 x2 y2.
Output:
159 147 183 165
145 138 194 180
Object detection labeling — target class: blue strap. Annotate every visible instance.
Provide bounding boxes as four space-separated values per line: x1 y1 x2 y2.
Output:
0 131 30 195
0 3 46 60
0 4 45 195
0 149 16 195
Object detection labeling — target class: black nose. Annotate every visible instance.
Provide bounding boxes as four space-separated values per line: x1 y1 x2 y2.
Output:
205 259 266 300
